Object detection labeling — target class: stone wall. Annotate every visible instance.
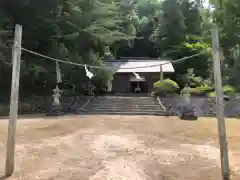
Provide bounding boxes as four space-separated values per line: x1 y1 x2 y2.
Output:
160 96 240 117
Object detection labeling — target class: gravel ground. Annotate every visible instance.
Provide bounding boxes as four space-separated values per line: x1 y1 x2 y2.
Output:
0 115 240 180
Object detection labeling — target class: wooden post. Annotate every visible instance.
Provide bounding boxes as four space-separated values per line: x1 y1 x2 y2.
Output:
5 24 22 177
211 26 230 180
160 65 163 81
88 79 92 96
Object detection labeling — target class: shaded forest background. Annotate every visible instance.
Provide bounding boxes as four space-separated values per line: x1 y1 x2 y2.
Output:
0 0 240 102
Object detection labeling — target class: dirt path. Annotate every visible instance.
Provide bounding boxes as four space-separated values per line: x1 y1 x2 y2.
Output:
0 115 240 180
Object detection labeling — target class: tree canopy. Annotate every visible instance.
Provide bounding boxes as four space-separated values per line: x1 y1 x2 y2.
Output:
0 0 240 99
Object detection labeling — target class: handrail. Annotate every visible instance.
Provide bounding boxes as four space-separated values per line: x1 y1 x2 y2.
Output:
80 96 94 110
156 96 166 112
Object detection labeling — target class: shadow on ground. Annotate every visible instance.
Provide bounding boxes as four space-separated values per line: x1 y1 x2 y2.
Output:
0 176 6 180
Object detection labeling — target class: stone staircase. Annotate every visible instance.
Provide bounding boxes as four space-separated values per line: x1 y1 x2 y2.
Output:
84 96 165 115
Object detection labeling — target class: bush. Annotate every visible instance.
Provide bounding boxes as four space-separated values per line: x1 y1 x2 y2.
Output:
223 85 236 96
235 93 240 99
182 84 214 97
188 76 203 87
92 69 112 95
154 79 179 89
181 87 201 96
153 79 180 96
207 92 216 97
207 85 236 98
0 104 9 116
208 85 238 97
177 74 205 88
196 84 214 95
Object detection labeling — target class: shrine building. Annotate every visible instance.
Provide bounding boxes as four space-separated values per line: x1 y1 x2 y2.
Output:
104 58 175 93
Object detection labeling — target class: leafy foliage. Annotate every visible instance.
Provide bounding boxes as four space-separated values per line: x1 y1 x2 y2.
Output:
0 0 240 104
153 78 180 96
210 0 240 86
182 84 214 96
0 0 135 97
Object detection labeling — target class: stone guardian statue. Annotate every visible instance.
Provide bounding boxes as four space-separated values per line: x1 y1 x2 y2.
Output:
52 85 62 106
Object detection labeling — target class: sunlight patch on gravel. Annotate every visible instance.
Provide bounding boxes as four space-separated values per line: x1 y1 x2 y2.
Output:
10 131 88 179
89 158 147 180
151 148 184 165
91 134 144 157
1 115 240 180
90 133 147 180
181 144 240 174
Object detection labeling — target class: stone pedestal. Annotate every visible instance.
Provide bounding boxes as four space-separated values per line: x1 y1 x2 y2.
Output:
179 105 198 121
180 114 198 121
46 105 63 116
67 102 85 114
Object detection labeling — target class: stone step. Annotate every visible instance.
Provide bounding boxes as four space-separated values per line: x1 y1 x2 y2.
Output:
91 101 157 104
90 100 156 102
84 96 164 115
86 104 163 110
95 100 154 102
88 107 163 112
89 104 160 107
95 100 155 102
87 107 162 111
89 103 160 106
95 97 154 101
97 96 151 99
84 111 166 115
94 97 155 100
90 104 158 107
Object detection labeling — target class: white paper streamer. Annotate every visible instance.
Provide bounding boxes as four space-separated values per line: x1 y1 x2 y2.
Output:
85 64 94 79
133 72 141 81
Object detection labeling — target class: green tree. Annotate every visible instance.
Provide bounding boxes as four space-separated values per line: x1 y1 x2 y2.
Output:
0 0 136 97
151 0 186 54
209 0 240 86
